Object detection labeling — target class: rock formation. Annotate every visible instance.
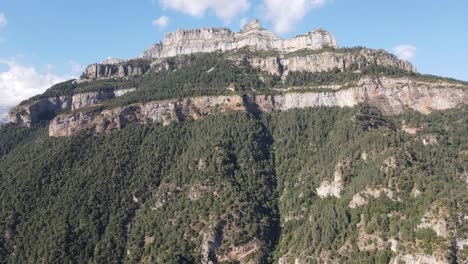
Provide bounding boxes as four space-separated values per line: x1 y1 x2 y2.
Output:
316 160 350 198
9 89 134 127
81 59 151 80
7 19 467 136
349 187 395 208
140 19 338 59
48 77 468 137
230 48 415 77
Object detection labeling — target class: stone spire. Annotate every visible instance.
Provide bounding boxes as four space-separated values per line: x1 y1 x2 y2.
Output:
241 19 262 32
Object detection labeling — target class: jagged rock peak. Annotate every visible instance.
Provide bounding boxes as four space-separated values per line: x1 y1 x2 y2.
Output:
140 19 338 59
101 57 126 65
241 19 262 32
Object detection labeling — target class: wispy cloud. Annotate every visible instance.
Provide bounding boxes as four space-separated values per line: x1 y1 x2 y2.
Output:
262 0 329 34
392 45 417 61
0 13 6 28
160 0 250 22
152 16 170 30
0 59 68 114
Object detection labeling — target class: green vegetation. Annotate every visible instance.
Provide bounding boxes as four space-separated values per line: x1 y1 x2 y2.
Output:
107 53 268 107
21 78 137 105
3 47 468 263
0 105 466 263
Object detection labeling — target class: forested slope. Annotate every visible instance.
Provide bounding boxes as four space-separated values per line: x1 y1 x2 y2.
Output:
1 106 466 263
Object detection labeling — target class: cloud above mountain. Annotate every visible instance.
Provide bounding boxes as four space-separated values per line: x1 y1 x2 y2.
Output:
0 60 67 117
0 13 6 28
262 0 329 33
160 0 250 22
153 16 170 30
393 45 417 61
157 0 330 33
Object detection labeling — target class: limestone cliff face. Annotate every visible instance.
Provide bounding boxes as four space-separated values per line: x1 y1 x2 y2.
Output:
9 89 135 127
230 48 416 77
81 59 151 80
281 49 415 75
140 19 338 59
48 77 468 137
9 96 72 127
71 89 134 110
80 19 412 81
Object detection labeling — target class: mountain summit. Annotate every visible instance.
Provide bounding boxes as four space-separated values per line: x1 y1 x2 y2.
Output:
140 19 338 59
8 19 467 136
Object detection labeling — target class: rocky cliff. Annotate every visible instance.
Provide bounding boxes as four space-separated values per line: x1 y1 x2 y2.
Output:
49 77 468 137
140 19 338 59
76 19 415 84
9 88 135 127
229 48 416 77
81 59 151 80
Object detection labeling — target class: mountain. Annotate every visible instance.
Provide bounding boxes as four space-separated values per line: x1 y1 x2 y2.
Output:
1 20 467 264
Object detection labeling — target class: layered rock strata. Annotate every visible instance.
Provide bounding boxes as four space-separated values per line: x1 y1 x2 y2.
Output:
49 77 468 137
140 19 338 59
81 59 151 80
232 48 415 77
8 89 135 127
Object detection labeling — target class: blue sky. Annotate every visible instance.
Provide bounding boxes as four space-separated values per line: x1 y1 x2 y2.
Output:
0 0 467 121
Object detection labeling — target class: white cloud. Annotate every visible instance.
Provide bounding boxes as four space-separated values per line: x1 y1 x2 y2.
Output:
0 60 67 112
160 0 249 22
392 45 417 61
152 16 170 29
262 0 328 34
0 13 6 28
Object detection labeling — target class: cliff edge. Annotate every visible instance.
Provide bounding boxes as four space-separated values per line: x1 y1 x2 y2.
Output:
140 19 338 59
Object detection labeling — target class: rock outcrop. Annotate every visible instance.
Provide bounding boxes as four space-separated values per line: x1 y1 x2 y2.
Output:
391 254 447 264
9 96 72 127
349 187 395 208
9 89 134 127
316 160 350 198
141 19 338 59
71 89 135 110
417 206 450 238
232 48 416 77
49 76 468 137
81 59 151 80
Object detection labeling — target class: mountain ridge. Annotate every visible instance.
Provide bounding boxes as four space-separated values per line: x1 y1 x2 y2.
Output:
6 20 468 138
140 19 338 59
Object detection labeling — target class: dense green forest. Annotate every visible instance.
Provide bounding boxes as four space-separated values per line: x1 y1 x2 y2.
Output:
1 105 466 263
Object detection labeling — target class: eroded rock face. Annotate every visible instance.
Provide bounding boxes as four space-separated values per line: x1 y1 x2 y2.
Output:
71 89 135 110
141 19 338 59
417 206 450 238
9 96 72 126
349 187 394 208
391 254 448 264
231 48 415 77
48 77 468 137
201 223 224 264
9 89 135 127
316 160 350 198
82 59 151 80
